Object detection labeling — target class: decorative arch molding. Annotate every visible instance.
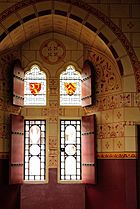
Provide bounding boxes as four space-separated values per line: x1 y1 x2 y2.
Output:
0 0 140 91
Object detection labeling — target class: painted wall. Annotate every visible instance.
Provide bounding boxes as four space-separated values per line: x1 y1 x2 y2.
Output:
0 1 140 209
0 159 137 209
86 160 137 209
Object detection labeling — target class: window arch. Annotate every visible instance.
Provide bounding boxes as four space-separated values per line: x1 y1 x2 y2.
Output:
60 65 81 106
24 64 46 106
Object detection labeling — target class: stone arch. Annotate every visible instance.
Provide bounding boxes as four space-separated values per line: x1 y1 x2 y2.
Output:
0 0 139 91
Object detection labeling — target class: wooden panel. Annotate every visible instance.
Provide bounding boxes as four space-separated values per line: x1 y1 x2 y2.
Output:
82 166 96 184
82 114 96 184
11 135 24 164
13 59 24 106
82 135 95 164
82 61 93 107
9 115 24 184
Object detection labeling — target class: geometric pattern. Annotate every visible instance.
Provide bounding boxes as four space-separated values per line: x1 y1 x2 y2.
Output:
39 39 66 64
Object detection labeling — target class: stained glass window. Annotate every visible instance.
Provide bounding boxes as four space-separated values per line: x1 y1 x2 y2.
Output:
60 65 81 106
24 65 46 106
60 120 81 180
24 120 46 181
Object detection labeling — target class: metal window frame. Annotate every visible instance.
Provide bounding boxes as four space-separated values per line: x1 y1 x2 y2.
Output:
24 120 46 181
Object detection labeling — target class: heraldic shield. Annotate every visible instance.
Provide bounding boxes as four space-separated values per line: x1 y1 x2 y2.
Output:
64 82 77 96
29 83 41 96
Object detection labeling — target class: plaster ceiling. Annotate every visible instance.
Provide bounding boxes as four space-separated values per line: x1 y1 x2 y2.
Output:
0 14 113 59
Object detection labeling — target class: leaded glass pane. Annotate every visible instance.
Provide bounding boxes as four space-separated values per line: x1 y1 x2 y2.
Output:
24 120 46 181
60 120 81 180
24 65 46 106
60 65 81 106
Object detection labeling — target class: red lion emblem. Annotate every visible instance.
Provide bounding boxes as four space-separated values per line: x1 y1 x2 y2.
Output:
29 83 41 96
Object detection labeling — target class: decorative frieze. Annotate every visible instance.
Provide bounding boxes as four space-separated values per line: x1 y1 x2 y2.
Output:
85 92 137 113
97 122 125 139
97 152 137 159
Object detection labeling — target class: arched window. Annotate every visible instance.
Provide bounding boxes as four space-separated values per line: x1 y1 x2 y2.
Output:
24 64 46 106
60 65 81 106
10 60 96 184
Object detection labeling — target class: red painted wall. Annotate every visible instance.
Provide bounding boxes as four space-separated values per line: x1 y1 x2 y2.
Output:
0 159 137 209
85 160 137 209
0 159 20 209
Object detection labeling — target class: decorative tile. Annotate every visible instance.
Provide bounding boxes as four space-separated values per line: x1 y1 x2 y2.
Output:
113 108 124 122
39 39 66 64
102 138 113 152
127 21 134 29
96 96 107 111
134 92 140 107
49 78 59 96
123 93 132 106
101 110 113 124
97 124 107 139
97 122 125 139
122 18 140 32
49 149 58 156
49 117 58 123
106 94 123 109
49 156 58 168
85 92 135 113
49 136 57 149
113 137 125 151
42 108 64 117
49 100 59 108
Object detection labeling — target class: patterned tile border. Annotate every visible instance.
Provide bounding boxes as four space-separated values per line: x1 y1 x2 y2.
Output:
1 152 137 160
97 152 137 159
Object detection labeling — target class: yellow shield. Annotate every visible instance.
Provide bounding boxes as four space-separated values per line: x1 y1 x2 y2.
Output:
64 82 76 96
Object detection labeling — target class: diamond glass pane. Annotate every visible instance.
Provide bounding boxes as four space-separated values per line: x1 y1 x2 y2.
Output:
60 65 81 106
24 65 46 106
24 120 46 181
60 120 81 180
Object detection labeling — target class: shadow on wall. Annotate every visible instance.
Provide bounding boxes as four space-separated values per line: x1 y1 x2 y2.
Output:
0 159 20 209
